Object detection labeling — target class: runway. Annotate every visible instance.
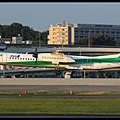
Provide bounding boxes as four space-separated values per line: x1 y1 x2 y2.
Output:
0 85 120 92
0 93 120 99
1 85 120 99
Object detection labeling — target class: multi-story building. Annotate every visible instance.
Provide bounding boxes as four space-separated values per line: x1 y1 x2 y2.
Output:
48 20 120 45
73 23 120 45
48 20 73 45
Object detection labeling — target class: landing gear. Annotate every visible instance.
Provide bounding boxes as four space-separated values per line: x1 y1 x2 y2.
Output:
54 64 73 78
54 64 61 77
55 69 61 78
55 70 61 75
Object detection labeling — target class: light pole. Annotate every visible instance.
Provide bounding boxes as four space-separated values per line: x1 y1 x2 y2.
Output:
79 47 81 56
62 38 64 48
39 32 40 47
88 30 91 47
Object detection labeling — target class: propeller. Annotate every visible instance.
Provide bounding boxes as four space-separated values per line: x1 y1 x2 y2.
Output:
32 47 38 65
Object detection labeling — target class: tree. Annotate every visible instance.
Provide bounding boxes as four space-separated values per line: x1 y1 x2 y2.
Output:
74 33 116 47
92 33 116 46
0 22 48 44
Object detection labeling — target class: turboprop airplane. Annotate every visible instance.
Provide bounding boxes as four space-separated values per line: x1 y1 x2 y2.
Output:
0 48 120 77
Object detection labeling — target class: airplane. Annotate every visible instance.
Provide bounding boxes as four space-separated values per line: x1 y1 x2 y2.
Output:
0 47 120 78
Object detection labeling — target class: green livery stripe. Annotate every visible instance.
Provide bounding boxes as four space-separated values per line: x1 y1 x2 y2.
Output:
0 61 55 67
74 57 119 64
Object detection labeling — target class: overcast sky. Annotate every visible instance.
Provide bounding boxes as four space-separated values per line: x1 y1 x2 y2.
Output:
0 2 120 31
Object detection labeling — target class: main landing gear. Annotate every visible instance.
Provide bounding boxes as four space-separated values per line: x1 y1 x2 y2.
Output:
55 69 72 78
54 64 72 78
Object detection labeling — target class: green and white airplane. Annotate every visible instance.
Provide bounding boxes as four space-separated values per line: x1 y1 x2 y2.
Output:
0 48 120 73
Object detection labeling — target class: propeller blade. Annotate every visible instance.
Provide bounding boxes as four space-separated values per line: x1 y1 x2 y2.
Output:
35 47 37 54
33 47 38 65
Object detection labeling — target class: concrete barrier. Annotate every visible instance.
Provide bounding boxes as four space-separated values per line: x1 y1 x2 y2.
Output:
0 78 120 85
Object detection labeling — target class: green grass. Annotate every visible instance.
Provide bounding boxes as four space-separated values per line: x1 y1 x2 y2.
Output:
0 97 120 114
0 90 120 114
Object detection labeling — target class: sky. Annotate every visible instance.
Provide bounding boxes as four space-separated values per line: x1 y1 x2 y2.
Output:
0 2 120 32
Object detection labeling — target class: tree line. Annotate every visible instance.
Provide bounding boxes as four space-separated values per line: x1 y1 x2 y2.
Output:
74 33 117 47
0 22 48 44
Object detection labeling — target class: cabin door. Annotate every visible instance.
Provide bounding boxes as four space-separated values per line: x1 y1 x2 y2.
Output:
2 54 7 64
86 59 92 68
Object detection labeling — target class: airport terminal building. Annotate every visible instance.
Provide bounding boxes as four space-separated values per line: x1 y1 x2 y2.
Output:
48 20 120 45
